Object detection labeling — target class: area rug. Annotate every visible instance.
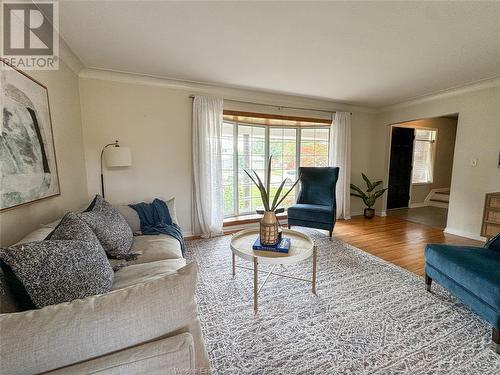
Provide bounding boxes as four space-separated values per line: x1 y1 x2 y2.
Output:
184 229 500 374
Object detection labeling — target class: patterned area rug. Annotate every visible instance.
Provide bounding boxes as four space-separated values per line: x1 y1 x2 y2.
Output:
185 229 500 374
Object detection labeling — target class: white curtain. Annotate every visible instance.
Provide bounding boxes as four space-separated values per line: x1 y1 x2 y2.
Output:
192 96 224 238
328 111 351 220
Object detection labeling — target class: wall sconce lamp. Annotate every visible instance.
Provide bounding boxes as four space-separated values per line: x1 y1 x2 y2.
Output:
100 140 132 199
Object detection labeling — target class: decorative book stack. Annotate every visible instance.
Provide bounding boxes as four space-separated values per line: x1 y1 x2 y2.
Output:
253 236 291 253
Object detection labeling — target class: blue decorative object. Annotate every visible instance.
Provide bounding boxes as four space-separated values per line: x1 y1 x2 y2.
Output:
287 167 339 237
424 233 500 353
130 199 185 255
253 236 291 253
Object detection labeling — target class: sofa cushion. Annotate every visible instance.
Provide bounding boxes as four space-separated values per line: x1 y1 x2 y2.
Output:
425 244 500 310
0 238 114 309
77 195 133 258
47 333 195 374
15 227 53 245
113 259 187 291
129 234 183 264
288 203 334 224
0 262 209 374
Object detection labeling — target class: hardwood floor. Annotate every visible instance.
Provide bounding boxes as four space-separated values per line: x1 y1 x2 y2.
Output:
189 215 482 277
332 215 482 276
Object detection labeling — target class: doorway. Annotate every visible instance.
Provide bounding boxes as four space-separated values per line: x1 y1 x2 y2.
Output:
387 127 415 209
386 116 458 229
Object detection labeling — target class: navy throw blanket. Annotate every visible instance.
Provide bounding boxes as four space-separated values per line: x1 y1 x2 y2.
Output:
129 199 185 255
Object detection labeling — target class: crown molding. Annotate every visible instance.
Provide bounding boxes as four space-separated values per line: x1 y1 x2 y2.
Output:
78 67 377 114
78 68 499 115
378 76 500 113
58 38 84 76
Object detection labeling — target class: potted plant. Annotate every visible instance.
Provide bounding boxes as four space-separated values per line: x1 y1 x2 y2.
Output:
350 173 387 219
244 156 300 246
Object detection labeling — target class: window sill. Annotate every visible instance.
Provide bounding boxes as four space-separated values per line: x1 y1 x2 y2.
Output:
223 213 288 227
412 182 433 186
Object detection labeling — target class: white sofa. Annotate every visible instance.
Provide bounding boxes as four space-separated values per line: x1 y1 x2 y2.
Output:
0 214 210 374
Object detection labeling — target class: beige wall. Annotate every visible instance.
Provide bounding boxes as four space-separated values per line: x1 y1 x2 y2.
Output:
78 71 381 234
0 40 88 246
350 112 387 215
378 83 500 240
79 79 194 231
391 117 457 204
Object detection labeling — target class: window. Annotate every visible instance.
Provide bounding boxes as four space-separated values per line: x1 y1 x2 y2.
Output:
238 125 266 214
412 129 436 184
222 113 330 217
300 128 329 167
270 128 297 208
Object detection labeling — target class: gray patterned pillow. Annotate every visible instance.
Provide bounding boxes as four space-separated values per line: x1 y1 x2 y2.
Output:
48 212 101 244
77 195 133 258
0 239 113 309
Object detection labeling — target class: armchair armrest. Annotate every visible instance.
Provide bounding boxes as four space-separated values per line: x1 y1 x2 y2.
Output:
485 233 500 251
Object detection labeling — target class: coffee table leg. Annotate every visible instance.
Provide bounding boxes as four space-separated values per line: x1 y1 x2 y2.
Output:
312 242 317 295
253 256 258 312
232 252 236 277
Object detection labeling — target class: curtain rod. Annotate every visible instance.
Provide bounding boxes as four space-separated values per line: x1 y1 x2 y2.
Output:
188 95 352 115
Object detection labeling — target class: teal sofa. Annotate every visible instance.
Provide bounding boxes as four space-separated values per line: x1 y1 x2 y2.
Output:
424 233 500 353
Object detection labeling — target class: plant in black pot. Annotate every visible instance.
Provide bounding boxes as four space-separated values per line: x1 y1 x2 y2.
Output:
350 173 387 219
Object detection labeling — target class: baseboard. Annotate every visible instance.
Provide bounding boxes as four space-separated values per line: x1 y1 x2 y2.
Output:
350 211 386 217
443 227 486 242
409 202 428 208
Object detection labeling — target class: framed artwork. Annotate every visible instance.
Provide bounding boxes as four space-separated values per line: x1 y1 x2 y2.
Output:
0 58 60 211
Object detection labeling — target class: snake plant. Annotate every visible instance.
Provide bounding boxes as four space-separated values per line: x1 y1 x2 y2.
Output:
350 173 387 208
244 156 300 212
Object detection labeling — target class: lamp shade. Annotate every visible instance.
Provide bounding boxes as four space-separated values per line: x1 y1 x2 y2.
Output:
105 146 132 167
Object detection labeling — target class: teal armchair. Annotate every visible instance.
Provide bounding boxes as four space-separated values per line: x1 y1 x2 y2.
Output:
287 167 339 237
424 233 500 353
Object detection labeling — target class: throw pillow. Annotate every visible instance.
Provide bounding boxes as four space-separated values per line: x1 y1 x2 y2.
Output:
0 239 114 309
115 205 142 234
0 261 35 311
166 197 179 226
78 195 133 258
48 212 101 243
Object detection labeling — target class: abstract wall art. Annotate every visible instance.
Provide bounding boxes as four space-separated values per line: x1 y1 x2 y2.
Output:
1 59 60 211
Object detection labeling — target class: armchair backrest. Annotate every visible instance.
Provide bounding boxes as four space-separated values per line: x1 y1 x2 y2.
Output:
297 167 339 207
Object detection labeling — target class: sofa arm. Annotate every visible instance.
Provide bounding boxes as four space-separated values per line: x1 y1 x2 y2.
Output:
0 261 209 375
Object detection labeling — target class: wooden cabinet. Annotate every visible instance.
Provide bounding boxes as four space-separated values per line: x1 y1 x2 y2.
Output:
481 192 500 239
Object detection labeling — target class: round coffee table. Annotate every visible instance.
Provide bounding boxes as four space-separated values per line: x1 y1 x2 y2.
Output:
230 228 316 312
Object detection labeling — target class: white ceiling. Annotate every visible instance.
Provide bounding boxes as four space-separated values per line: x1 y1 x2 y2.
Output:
59 1 500 108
